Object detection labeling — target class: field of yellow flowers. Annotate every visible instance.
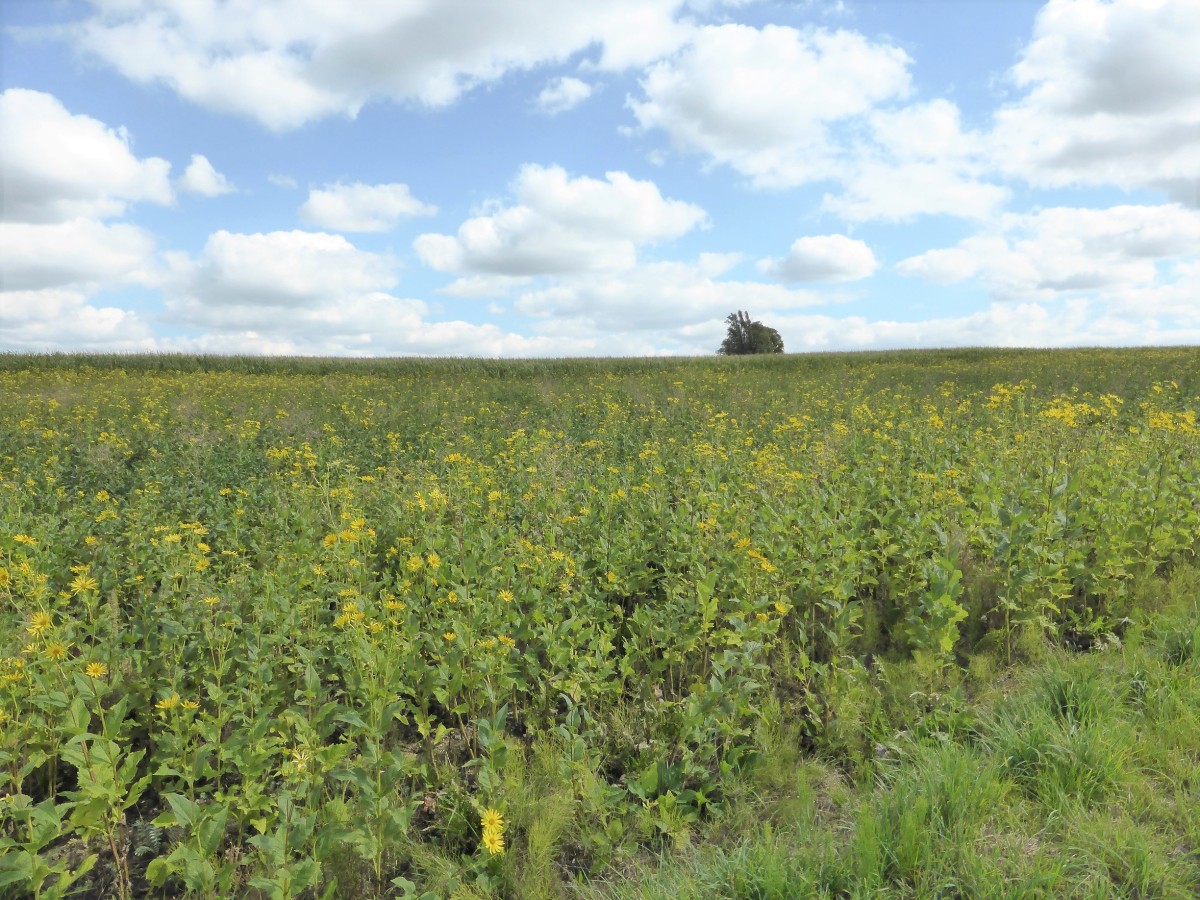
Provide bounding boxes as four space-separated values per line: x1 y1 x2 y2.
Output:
1 349 1198 898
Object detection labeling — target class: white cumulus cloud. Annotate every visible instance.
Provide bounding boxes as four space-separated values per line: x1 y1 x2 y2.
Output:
991 0 1200 202
164 229 399 312
628 24 912 188
758 235 878 283
0 219 158 293
0 289 156 351
299 182 437 232
414 164 707 276
897 203 1200 301
66 0 700 131
177 154 235 196
0 88 173 223
536 76 593 114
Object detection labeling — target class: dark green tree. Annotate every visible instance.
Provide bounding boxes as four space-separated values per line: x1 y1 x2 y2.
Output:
718 310 784 355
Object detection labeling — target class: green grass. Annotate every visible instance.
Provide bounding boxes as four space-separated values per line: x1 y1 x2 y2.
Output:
602 579 1200 899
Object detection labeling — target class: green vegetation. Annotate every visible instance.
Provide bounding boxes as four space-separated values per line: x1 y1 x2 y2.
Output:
717 311 784 355
0 347 1198 897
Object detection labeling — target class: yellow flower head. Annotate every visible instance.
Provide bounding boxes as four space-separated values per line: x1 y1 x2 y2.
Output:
480 808 505 855
442 631 457 643
498 589 514 603
44 641 70 662
85 661 108 679
26 612 53 637
181 699 200 710
155 693 181 711
426 552 442 570
69 573 98 596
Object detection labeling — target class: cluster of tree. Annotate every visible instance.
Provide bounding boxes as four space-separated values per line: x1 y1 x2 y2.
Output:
717 310 784 355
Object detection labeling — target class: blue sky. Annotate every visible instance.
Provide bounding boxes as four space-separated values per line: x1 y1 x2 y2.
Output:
2 0 1198 356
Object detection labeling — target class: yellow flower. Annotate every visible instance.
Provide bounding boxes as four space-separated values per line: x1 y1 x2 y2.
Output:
13 534 36 546
69 573 98 595
426 552 442 570
443 631 457 643
26 612 53 637
773 602 790 616
181 699 200 710
498 589 514 603
44 642 70 662
202 595 220 607
290 748 311 772
405 554 424 572
155 693 181 711
85 662 108 679
480 808 506 855
481 825 505 856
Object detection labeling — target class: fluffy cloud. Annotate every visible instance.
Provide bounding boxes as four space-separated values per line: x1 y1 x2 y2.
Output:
628 24 912 187
177 154 235 196
626 25 1007 221
414 164 707 276
0 289 156 351
67 0 702 131
824 101 1009 222
156 227 591 356
897 203 1200 301
0 219 158 292
771 301 1200 352
758 235 878 283
165 230 398 312
535 76 593 114
0 88 173 223
992 0 1200 200
299 182 437 232
513 253 827 332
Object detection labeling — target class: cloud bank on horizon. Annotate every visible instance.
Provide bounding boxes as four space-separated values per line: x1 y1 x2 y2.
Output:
2 0 1198 356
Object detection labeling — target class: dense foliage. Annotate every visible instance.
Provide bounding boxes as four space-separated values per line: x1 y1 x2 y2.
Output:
1 348 1198 897
716 311 783 355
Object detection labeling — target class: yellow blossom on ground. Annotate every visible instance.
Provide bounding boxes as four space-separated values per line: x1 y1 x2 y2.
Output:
44 642 70 662
26 612 53 637
85 662 108 679
70 573 98 595
480 808 505 855
156 693 181 711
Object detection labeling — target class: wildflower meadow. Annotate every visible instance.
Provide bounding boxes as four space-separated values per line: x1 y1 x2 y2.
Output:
1 348 1198 898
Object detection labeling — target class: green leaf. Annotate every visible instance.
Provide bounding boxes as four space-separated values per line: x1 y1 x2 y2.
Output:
164 793 200 832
